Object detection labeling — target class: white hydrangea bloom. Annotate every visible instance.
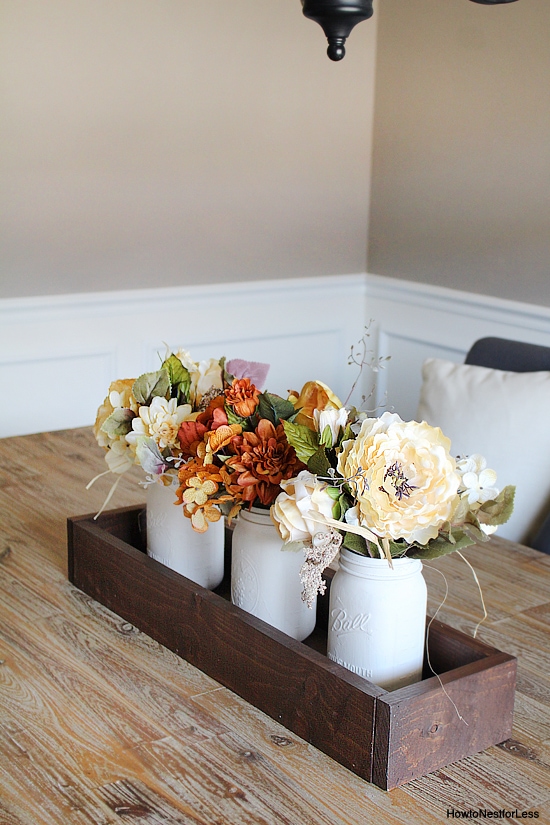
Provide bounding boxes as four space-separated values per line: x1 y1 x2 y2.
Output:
456 454 499 506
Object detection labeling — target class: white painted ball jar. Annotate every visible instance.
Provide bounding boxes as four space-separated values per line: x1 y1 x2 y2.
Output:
146 478 225 590
327 548 427 690
230 506 317 641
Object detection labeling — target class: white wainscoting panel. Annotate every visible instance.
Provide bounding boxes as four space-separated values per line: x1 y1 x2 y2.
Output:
3 273 550 438
0 275 368 438
365 274 550 421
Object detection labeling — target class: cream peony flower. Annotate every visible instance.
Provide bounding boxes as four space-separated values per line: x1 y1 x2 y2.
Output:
127 397 193 450
337 412 460 545
272 470 335 543
456 454 499 507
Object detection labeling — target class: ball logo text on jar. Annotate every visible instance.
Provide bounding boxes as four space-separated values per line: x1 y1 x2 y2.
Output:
330 608 371 636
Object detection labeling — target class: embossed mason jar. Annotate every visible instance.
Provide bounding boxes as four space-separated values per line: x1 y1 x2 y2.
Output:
146 478 225 590
327 548 427 690
230 506 317 641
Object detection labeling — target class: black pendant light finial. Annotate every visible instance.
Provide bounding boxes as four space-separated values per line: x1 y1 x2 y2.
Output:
302 0 519 61
301 1 374 61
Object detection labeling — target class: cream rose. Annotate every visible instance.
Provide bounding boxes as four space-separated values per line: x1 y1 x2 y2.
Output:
190 358 223 405
175 350 223 406
337 412 460 545
271 470 335 543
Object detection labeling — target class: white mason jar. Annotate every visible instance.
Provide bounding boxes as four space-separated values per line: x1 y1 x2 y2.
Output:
230 506 317 641
327 548 427 691
146 478 225 590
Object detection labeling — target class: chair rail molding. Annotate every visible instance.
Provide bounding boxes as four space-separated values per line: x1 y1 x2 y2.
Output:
2 272 550 437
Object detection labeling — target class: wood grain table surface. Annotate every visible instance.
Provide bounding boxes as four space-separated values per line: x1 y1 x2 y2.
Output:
0 428 549 824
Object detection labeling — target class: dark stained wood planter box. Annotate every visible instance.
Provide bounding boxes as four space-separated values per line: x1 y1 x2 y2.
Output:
67 505 517 791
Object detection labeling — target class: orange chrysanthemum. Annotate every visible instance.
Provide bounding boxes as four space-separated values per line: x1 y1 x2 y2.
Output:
225 418 306 507
225 377 260 418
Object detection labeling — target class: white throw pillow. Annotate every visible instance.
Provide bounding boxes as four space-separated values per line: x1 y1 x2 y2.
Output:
416 358 550 545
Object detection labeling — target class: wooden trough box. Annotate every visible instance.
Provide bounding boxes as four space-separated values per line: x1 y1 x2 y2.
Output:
67 505 517 791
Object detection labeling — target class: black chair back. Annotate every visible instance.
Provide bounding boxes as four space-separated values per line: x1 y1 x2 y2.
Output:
465 337 550 373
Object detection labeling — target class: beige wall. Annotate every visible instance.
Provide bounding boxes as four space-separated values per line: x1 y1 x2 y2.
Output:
368 0 550 307
0 0 376 298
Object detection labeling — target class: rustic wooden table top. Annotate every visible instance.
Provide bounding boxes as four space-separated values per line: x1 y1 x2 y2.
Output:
1 428 549 824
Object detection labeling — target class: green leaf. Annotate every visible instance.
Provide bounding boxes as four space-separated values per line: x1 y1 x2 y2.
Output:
320 424 333 449
162 355 190 402
342 531 369 556
100 407 136 437
331 492 352 522
408 529 476 560
132 369 171 405
337 423 354 447
337 493 351 521
387 539 407 558
451 497 470 525
225 405 248 427
281 420 319 463
258 392 297 425
307 446 331 476
477 485 516 527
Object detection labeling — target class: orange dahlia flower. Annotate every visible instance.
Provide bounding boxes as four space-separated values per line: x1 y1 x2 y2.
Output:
225 418 306 507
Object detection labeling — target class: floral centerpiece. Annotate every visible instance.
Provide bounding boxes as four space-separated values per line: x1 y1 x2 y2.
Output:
174 375 339 526
91 348 233 513
90 348 322 527
272 405 515 607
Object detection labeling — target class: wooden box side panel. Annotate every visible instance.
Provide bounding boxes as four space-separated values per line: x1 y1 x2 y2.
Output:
373 655 517 790
423 618 501 669
68 517 379 782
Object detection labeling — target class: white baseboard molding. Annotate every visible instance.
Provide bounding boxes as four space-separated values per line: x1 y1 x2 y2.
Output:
2 273 550 437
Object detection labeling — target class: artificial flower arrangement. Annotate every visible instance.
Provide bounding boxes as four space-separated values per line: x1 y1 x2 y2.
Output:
91 347 333 529
90 347 249 517
173 377 341 529
271 398 516 607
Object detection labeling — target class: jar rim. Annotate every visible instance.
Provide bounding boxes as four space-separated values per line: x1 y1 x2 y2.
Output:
339 546 423 578
238 505 274 524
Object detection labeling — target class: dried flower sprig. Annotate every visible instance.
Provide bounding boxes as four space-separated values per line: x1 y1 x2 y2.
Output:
300 528 343 608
